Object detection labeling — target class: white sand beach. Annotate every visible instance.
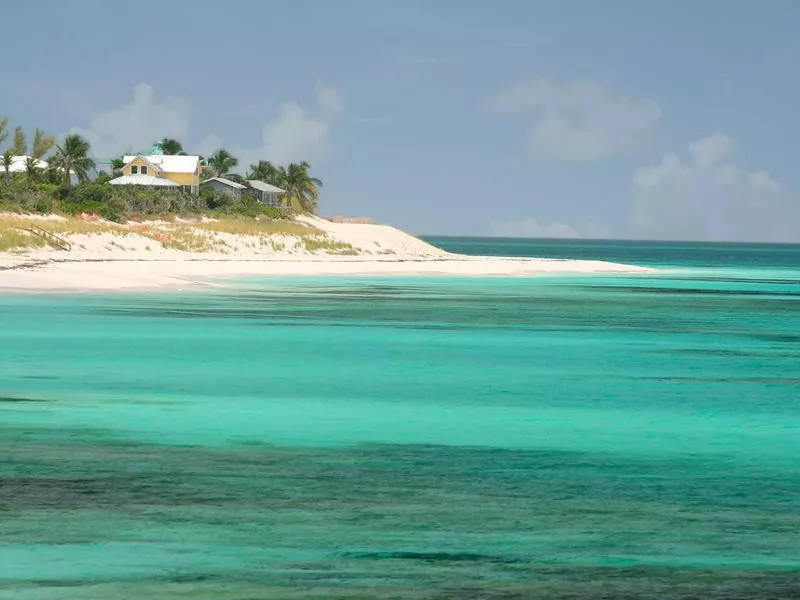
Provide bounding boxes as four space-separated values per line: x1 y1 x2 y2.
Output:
0 214 651 292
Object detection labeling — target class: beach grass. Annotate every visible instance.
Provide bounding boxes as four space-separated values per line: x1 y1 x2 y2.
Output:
194 218 322 237
0 213 358 256
301 237 358 254
149 227 222 252
0 214 123 235
0 228 47 251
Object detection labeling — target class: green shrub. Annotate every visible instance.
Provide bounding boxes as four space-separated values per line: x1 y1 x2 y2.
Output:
214 195 282 219
0 177 60 213
0 174 286 223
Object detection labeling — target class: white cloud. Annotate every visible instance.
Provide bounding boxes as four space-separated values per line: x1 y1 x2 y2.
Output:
688 132 735 167
489 78 661 161
632 133 798 242
748 171 781 192
314 82 342 111
487 217 610 239
226 84 344 170
232 100 332 169
193 133 223 158
72 84 188 158
72 83 343 169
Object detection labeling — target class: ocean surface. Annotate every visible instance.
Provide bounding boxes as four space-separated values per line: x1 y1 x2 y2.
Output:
1 238 799 599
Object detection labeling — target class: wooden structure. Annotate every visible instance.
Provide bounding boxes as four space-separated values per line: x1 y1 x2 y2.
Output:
26 225 71 251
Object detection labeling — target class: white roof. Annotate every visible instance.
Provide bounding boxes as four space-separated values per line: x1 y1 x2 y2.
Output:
202 177 247 190
247 179 285 194
2 155 49 173
123 154 199 174
109 174 180 187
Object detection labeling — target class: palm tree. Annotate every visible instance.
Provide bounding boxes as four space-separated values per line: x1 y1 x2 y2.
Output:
207 149 238 178
0 116 9 148
247 160 284 184
0 150 13 184
31 129 55 159
160 138 186 155
11 126 27 155
282 161 322 213
24 156 42 181
110 157 125 174
50 134 96 186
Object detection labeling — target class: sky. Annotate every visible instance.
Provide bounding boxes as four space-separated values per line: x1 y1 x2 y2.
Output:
2 0 799 240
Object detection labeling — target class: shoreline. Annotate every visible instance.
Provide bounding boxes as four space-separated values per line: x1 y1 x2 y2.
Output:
0 254 653 293
0 214 652 293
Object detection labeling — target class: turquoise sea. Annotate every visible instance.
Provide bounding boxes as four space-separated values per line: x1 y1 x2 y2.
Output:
1 238 799 599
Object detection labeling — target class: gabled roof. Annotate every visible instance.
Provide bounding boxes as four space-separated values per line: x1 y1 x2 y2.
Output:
109 174 180 187
123 154 199 174
2 155 49 173
121 155 162 174
201 177 247 190
247 179 286 194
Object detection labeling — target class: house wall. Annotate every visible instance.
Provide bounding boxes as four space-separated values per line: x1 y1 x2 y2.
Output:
122 157 200 189
247 189 283 207
162 171 199 187
263 192 282 207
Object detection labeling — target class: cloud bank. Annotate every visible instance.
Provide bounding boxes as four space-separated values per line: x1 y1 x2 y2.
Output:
632 133 797 242
490 78 661 161
487 217 610 239
71 82 342 169
72 84 188 158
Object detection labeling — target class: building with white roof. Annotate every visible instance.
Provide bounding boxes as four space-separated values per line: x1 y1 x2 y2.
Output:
200 177 286 207
246 179 286 207
111 154 201 192
109 174 179 187
200 177 248 198
1 155 49 173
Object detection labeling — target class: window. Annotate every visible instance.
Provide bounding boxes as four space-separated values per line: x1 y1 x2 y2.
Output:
141 166 148 175
131 166 138 174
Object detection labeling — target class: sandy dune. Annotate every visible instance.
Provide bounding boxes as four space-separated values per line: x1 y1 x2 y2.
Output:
0 215 651 292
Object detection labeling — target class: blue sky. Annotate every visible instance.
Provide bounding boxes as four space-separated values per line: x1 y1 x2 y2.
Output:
2 0 798 240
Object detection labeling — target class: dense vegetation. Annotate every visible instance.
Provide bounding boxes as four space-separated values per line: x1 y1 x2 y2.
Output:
0 119 322 222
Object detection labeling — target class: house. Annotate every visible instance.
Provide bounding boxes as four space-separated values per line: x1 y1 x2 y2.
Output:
110 155 201 193
200 177 248 198
246 180 285 207
200 177 286 207
1 155 49 173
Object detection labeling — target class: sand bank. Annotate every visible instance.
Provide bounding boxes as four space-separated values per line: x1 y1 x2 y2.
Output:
0 215 651 292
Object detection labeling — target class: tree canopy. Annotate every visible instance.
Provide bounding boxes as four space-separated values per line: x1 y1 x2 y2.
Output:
247 160 322 213
0 116 325 216
160 138 186 156
11 127 26 155
50 134 96 186
207 149 238 178
32 129 55 159
0 117 8 148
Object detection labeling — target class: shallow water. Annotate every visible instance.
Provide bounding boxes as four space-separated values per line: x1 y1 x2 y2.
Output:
1 239 799 598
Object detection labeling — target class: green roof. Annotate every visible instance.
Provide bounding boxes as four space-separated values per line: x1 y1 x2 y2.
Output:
143 142 164 155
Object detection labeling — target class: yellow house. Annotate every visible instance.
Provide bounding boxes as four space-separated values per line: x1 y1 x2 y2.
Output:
110 155 201 193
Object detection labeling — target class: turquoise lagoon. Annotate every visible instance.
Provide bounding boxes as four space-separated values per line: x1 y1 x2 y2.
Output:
1 239 798 598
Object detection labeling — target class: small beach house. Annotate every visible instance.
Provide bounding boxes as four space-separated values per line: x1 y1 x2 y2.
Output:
200 177 248 198
110 155 201 193
246 180 285 207
200 177 286 207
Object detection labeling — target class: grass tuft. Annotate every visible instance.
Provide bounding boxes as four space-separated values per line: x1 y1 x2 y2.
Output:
195 218 321 237
302 237 358 255
0 228 47 251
